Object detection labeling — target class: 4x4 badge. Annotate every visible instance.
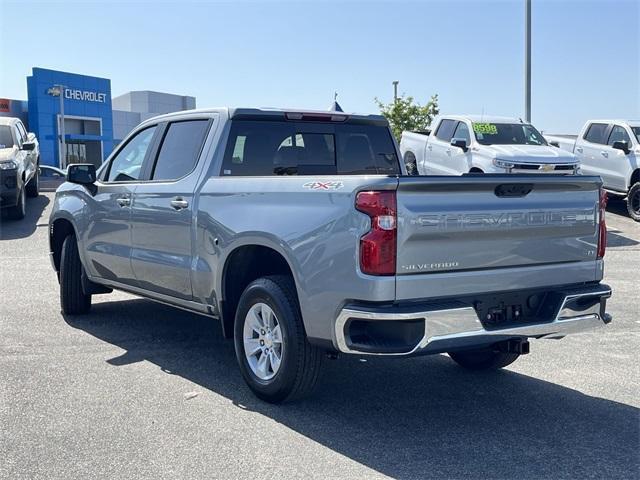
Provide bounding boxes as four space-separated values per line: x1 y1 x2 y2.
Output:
303 181 344 191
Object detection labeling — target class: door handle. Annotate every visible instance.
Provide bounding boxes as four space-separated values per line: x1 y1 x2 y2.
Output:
427 145 433 150
601 151 608 158
170 198 189 210
576 147 583 153
116 197 130 207
445 149 451 155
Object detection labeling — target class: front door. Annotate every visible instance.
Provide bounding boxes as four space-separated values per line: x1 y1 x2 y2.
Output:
84 125 158 286
130 118 213 301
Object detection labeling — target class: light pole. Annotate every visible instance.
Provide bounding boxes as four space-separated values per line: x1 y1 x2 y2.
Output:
524 0 531 122
392 81 399 103
47 84 66 168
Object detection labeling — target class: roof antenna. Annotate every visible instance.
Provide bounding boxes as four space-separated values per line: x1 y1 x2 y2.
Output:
329 92 344 112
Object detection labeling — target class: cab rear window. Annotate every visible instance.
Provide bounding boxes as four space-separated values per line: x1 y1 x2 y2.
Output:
221 120 399 176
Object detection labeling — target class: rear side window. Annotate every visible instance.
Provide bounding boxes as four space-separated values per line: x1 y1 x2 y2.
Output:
222 120 399 176
435 119 457 141
152 120 210 180
584 123 608 144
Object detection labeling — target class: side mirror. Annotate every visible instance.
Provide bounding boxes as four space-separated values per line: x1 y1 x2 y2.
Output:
549 141 560 148
450 138 468 152
21 141 36 151
67 163 96 185
612 141 630 154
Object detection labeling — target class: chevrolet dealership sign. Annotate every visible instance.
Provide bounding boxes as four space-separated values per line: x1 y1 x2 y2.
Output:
64 88 107 103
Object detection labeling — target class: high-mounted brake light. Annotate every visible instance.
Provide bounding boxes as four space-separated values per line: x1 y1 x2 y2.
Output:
597 188 607 259
285 112 348 122
356 191 397 276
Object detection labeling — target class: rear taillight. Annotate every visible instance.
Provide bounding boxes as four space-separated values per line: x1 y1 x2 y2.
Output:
597 188 607 259
356 191 397 275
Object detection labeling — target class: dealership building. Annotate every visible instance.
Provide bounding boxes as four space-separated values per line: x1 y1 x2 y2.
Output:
0 67 195 168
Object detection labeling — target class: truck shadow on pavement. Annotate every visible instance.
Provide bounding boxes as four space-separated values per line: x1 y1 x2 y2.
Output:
0 194 50 240
64 298 639 480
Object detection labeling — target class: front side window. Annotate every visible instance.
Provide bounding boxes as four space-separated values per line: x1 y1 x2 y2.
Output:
631 126 640 143
435 119 457 141
221 120 398 176
584 123 608 144
473 123 547 146
452 122 471 144
152 120 210 181
0 126 14 148
607 125 631 146
106 126 157 182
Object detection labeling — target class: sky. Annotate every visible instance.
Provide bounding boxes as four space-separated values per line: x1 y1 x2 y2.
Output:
1 0 638 133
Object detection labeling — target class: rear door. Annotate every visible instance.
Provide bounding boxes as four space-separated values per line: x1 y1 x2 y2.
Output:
395 175 601 292
577 123 610 179
426 119 457 175
129 117 214 300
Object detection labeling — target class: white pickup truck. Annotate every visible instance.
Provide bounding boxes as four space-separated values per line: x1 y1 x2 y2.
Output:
546 120 640 221
400 115 579 176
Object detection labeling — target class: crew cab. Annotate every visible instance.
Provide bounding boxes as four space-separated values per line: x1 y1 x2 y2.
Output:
0 117 40 219
400 115 579 176
49 108 611 403
546 120 640 221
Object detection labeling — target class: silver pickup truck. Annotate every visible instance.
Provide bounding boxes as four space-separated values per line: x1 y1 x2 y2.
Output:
49 108 612 403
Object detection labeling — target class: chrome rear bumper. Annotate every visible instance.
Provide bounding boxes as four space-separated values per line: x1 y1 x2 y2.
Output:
334 284 611 356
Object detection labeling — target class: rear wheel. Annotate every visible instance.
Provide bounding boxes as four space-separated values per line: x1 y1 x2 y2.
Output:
60 234 91 314
626 182 640 222
234 275 323 403
404 152 418 176
448 347 520 370
6 186 26 220
26 163 39 198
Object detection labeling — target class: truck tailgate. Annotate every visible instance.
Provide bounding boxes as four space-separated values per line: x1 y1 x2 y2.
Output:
396 175 602 277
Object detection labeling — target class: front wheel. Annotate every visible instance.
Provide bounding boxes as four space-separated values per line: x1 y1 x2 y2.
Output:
6 186 26 220
626 182 640 222
234 275 323 403
448 348 520 370
60 234 92 314
26 164 39 198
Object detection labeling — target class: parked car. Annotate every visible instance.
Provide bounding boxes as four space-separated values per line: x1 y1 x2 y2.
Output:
49 107 611 403
39 165 66 191
546 120 640 221
0 117 39 219
400 115 579 176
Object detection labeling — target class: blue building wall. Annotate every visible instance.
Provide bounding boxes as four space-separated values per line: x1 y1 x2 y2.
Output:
27 68 114 167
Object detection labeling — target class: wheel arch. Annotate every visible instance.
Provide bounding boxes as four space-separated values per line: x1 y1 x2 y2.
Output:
629 168 640 188
218 241 300 339
50 215 79 273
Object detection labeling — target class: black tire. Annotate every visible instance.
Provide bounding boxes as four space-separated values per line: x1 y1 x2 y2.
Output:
404 152 418 176
626 182 640 222
6 186 26 220
234 275 323 403
448 347 519 370
60 234 91 314
26 164 39 198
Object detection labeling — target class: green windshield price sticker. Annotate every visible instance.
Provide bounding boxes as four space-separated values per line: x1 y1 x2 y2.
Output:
473 123 498 135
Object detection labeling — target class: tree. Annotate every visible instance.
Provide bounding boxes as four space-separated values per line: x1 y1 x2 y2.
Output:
375 93 439 142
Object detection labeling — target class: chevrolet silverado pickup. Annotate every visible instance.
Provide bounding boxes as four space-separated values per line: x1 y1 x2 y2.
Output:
49 108 611 403
0 117 40 219
546 120 640 221
400 115 579 176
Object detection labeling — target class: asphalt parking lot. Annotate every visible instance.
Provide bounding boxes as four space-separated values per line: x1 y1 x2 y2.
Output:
1 192 638 480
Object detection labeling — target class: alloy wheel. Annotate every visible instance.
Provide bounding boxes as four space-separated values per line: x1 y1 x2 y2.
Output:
243 302 284 381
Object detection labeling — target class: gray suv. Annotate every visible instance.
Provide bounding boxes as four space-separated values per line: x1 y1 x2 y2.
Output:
49 108 611 402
